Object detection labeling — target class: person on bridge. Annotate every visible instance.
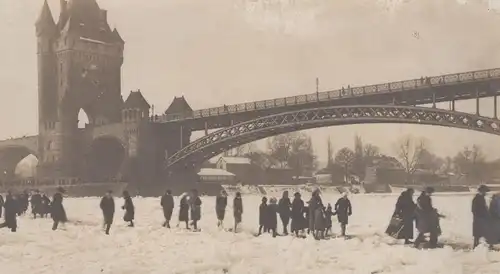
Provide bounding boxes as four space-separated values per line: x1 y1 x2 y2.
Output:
278 191 292 235
121 190 135 227
100 190 115 235
189 189 202 231
51 187 68 231
472 185 492 249
0 191 18 232
233 192 243 233
161 190 174 228
216 190 228 228
30 189 42 219
334 192 352 237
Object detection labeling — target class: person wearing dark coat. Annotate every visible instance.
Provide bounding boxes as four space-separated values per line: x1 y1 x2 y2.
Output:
308 189 323 233
258 197 268 235
161 190 174 228
334 192 352 237
122 190 135 227
100 190 115 235
0 192 18 232
233 192 243 232
303 205 310 234
291 192 306 236
189 189 202 230
267 197 278 237
178 193 190 229
51 187 68 231
324 204 334 236
31 190 42 219
0 194 4 219
19 191 29 215
414 187 442 248
278 191 292 235
41 194 51 218
393 188 416 244
215 190 228 228
472 185 491 249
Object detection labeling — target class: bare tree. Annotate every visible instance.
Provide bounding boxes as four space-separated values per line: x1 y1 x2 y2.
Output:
233 143 255 157
267 132 317 176
327 136 334 167
246 150 278 170
418 148 444 174
288 135 317 177
335 147 355 182
394 135 427 183
267 134 293 168
363 144 380 158
453 145 487 183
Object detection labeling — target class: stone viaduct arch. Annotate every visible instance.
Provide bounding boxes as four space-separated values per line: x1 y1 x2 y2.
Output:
0 136 39 181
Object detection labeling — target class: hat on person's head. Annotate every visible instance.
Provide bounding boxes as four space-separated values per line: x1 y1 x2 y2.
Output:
424 186 435 194
57 187 66 193
478 185 490 193
294 192 301 197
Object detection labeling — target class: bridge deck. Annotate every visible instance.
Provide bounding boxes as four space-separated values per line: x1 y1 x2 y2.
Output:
155 68 500 130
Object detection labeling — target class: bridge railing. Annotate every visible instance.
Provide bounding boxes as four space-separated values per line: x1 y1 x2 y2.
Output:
153 68 500 123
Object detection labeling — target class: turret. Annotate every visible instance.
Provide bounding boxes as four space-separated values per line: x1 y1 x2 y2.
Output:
122 90 151 122
35 0 57 38
57 0 69 30
164 96 193 120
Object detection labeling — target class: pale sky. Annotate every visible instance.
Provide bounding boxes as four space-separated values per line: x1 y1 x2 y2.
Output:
2 0 500 165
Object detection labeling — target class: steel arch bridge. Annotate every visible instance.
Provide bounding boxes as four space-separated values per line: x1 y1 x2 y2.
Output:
166 105 500 169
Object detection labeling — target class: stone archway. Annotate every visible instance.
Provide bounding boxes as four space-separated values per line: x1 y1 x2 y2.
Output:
0 146 39 181
84 136 126 182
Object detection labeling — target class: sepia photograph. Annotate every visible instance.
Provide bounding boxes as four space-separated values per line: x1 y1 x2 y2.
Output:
1 0 500 273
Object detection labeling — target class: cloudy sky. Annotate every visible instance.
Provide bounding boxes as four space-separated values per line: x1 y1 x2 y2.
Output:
1 0 500 164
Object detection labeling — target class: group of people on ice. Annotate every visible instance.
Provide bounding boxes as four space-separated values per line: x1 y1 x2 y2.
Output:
0 188 67 232
158 188 353 240
0 187 136 235
256 190 352 239
387 185 500 249
7 184 500 250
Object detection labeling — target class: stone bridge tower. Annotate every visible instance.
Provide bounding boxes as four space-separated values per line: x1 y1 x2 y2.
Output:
35 0 125 180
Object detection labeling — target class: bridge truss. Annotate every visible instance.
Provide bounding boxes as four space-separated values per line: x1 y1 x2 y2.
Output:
166 105 500 169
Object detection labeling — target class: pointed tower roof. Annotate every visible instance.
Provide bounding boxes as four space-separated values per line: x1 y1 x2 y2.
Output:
165 96 193 114
60 0 117 43
35 0 57 37
112 28 124 44
123 90 150 109
57 0 69 30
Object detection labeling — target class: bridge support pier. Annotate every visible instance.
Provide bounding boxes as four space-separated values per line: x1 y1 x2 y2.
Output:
476 89 480 115
165 165 199 195
494 95 498 119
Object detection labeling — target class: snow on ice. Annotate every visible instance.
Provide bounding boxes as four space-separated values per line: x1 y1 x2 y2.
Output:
1 193 500 273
